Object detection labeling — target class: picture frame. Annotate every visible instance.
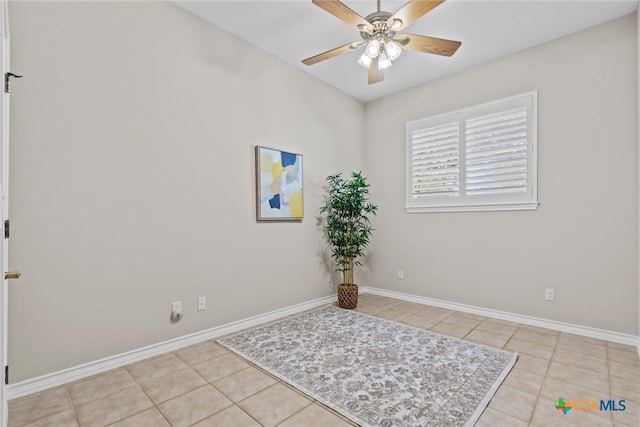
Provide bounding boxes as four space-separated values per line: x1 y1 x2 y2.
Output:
255 146 303 221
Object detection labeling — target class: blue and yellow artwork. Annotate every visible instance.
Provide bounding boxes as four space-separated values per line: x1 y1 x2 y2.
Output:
256 146 303 221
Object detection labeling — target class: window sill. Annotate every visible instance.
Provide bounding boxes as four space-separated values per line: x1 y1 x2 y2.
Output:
405 201 540 213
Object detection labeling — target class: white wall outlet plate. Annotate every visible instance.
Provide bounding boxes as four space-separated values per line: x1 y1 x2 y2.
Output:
545 289 555 301
171 301 183 321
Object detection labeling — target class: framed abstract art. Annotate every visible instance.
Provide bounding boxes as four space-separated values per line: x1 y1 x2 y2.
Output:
255 146 303 221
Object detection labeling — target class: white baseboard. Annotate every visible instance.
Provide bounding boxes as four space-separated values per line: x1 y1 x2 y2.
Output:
7 294 337 400
9 287 640 400
361 286 640 351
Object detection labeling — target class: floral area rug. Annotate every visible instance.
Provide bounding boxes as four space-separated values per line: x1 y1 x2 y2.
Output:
217 305 517 427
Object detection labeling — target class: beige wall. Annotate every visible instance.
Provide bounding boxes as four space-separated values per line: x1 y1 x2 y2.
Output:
7 1 365 382
7 1 639 384
365 14 639 335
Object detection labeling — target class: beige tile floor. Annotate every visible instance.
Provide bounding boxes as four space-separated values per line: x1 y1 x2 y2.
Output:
8 294 640 426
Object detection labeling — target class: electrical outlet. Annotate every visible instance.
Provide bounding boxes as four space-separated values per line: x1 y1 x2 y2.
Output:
171 301 183 321
198 296 206 311
545 289 555 301
398 270 404 280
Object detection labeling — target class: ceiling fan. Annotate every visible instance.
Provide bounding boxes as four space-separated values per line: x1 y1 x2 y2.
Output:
302 0 461 85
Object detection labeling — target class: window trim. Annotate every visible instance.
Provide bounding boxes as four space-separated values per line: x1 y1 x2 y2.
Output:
405 91 539 213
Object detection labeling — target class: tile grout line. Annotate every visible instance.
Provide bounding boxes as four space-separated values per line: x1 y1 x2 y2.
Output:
272 399 315 427
606 343 616 425
65 386 81 427
124 363 172 427
124 350 238 427
529 327 559 426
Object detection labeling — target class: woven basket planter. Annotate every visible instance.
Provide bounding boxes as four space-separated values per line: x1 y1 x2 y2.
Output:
337 284 359 309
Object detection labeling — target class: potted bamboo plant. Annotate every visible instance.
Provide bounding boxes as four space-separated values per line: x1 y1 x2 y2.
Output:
320 172 378 309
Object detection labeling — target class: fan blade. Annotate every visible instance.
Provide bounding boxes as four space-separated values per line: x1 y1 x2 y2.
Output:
302 41 364 66
368 56 384 85
395 34 461 56
312 0 372 31
387 0 445 32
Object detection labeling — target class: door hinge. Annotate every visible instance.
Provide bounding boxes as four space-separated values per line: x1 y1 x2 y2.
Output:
4 365 7 385
4 219 8 239
4 72 22 93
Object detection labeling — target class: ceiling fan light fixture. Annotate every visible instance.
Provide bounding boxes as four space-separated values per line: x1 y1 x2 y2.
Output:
378 51 392 70
358 51 373 68
385 40 402 61
365 39 380 58
302 0 462 85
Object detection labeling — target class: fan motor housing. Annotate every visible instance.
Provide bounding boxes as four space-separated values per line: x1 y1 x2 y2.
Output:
360 10 394 40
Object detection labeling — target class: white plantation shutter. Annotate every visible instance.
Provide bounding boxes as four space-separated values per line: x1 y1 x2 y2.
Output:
465 107 528 196
410 122 459 199
406 92 538 212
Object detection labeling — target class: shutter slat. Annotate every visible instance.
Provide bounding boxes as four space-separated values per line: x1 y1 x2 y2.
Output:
467 166 526 179
413 149 459 161
413 140 459 150
467 117 527 137
414 175 459 183
467 152 527 163
413 190 459 199
466 108 526 127
467 182 527 191
467 172 527 185
467 133 527 149
412 132 459 143
467 158 527 172
413 157 459 167
466 186 526 196
413 169 459 178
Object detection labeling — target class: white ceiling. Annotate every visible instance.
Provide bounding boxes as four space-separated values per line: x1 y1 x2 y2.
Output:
171 0 638 102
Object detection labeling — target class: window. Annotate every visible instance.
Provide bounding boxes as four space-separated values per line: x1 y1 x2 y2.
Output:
406 91 539 213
